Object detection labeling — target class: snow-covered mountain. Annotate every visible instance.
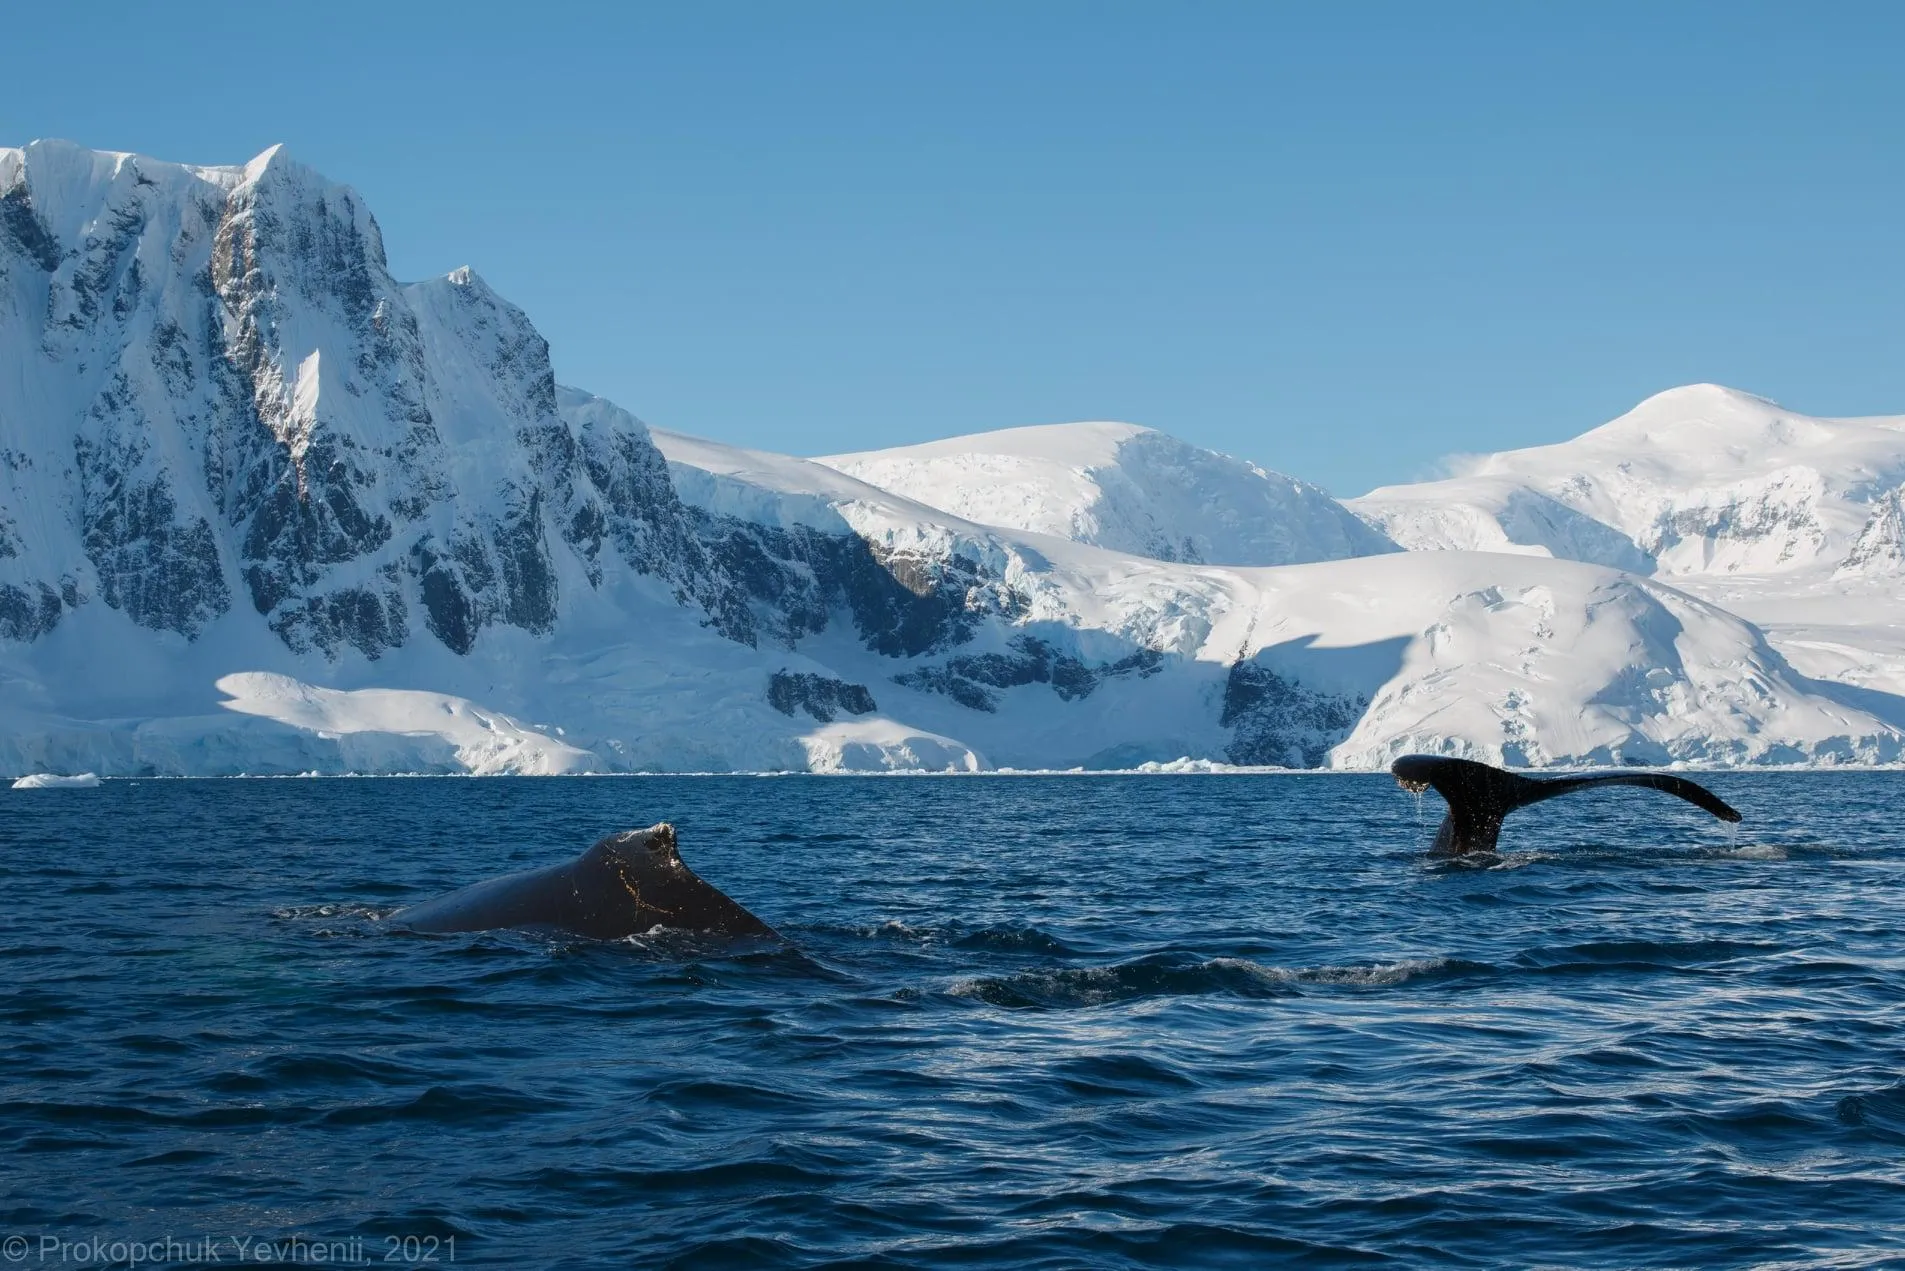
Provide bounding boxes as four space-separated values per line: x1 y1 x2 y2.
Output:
646 426 1903 770
1349 384 1905 705
0 139 745 659
820 422 1398 566
3 142 1901 775
0 139 830 773
1351 385 1905 581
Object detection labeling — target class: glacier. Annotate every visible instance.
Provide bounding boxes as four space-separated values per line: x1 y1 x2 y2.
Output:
3 141 1902 775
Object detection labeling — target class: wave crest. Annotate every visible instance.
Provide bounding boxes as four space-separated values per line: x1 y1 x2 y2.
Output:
950 953 1470 1009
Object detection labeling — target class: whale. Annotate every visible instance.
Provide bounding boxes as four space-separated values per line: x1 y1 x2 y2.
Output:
1391 755 1742 855
395 823 777 939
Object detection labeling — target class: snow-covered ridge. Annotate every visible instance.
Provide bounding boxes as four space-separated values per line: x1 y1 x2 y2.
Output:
1351 384 1905 582
820 421 1399 566
650 422 953 535
3 141 1903 775
1349 383 1905 724
653 420 1905 771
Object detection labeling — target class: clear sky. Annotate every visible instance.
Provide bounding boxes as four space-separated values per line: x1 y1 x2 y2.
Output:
6 1 1902 495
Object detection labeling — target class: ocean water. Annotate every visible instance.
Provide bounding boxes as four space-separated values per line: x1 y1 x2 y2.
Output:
1 773 1901 1268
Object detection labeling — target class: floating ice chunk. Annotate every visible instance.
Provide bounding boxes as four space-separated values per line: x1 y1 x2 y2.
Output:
12 773 102 789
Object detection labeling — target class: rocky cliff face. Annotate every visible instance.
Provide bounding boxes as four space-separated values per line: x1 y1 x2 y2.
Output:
0 141 745 662
1220 660 1368 767
1837 485 1905 576
688 508 1024 656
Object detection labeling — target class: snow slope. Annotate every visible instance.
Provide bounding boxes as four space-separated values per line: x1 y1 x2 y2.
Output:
820 422 1398 566
1352 385 1905 581
1350 384 1905 713
657 428 1905 770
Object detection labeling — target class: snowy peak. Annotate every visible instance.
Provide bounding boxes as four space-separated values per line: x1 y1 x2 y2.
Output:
1583 382 1781 434
1484 384 1902 481
1353 385 1905 582
241 142 290 183
0 141 336 254
819 421 1398 567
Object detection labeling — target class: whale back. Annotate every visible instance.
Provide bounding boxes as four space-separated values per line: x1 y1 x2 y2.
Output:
397 823 776 939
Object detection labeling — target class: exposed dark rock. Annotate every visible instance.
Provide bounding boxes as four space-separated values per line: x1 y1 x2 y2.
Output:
3 145 1051 672
60 200 146 331
150 320 196 399
435 272 558 420
1646 492 1826 568
768 670 878 722
0 582 63 642
853 543 1006 657
894 635 1163 712
891 665 1002 713
691 510 1027 657
495 492 558 634
231 429 395 616
268 564 409 659
397 510 558 655
1220 660 1367 767
413 535 493 656
74 425 230 639
1842 486 1905 573
689 516 828 644
0 180 62 272
204 155 447 660
573 418 755 645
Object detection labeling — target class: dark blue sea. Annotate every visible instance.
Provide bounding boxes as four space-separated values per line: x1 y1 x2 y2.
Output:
2 774 1902 1268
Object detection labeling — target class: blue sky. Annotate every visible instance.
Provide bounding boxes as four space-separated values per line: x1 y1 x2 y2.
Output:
6 1 1902 495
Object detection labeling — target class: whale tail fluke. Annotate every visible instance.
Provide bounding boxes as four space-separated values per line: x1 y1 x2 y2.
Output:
1531 771 1742 823
1391 755 1740 854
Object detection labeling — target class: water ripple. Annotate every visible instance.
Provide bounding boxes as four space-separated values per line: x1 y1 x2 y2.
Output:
0 772 1901 1265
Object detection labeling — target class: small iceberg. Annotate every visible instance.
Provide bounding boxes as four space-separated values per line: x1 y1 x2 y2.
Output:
11 773 102 789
